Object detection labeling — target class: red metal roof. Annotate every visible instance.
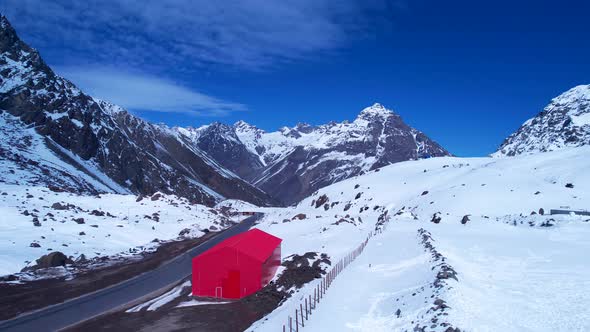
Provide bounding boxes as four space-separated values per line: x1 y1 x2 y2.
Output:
202 228 282 262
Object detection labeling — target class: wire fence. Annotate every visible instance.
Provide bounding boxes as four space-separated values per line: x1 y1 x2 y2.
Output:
281 225 386 332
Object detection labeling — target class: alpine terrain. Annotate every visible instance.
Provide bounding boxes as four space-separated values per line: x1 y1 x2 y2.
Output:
0 11 589 332
180 104 450 204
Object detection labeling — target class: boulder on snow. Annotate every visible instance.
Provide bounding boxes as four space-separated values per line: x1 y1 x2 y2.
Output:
51 202 68 210
431 213 442 224
48 185 66 193
178 228 191 237
29 251 74 270
292 213 307 220
565 183 574 188
73 218 85 224
151 193 162 201
539 208 545 215
90 210 105 216
29 242 41 248
355 192 362 200
460 215 470 224
315 194 329 208
421 191 429 196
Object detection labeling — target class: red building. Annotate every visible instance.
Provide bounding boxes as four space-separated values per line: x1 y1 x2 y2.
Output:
192 228 282 299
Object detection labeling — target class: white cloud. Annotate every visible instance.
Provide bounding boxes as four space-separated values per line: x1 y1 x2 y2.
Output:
57 67 245 116
0 0 394 70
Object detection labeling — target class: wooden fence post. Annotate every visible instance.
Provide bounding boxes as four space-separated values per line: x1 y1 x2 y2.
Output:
300 303 304 327
289 316 292 332
305 298 308 319
295 310 299 332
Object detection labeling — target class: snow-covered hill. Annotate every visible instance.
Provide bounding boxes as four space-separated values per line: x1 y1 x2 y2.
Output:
179 103 450 205
244 146 589 331
0 183 234 277
0 14 274 206
494 84 590 157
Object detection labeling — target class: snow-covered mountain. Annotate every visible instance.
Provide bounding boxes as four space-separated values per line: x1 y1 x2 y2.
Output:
494 84 590 157
0 15 274 206
180 103 450 205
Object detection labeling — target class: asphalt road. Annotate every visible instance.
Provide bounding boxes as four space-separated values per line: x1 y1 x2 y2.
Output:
0 213 262 332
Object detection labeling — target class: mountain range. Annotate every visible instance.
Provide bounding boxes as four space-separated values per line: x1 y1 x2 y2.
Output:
0 15 450 206
1 14 589 207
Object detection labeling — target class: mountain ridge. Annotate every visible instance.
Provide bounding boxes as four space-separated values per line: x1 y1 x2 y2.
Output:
183 102 451 204
0 14 276 206
494 84 590 157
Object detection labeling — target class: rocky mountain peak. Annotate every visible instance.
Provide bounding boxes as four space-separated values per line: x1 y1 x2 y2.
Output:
494 84 590 157
550 84 590 106
356 103 396 122
234 120 263 134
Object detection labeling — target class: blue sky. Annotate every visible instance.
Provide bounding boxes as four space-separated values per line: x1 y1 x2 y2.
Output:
2 0 589 156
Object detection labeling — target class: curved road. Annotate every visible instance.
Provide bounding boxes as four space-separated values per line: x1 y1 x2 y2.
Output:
0 213 263 332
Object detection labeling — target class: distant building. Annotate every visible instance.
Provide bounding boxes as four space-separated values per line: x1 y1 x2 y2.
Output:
192 228 282 299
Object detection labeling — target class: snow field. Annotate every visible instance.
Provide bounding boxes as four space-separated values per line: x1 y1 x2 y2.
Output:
0 184 227 275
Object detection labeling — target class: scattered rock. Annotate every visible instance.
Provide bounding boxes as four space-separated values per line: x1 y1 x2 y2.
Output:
421 191 429 196
48 185 66 193
539 208 545 215
292 213 307 220
90 210 105 217
431 212 442 224
29 242 41 248
24 251 74 271
355 192 362 200
79 231 86 236
151 193 162 201
315 194 329 208
460 215 470 225
75 254 88 264
565 183 574 188
73 218 85 224
51 202 68 210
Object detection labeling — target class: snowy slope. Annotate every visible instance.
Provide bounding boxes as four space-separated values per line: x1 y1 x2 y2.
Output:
0 110 128 194
0 184 231 276
494 84 590 157
246 146 590 332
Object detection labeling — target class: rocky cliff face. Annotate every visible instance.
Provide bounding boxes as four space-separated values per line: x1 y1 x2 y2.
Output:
183 103 450 205
494 85 590 157
0 15 275 206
